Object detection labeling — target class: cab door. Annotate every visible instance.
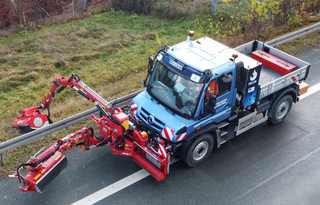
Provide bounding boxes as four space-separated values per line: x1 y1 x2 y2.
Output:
204 72 234 116
214 72 233 113
192 71 236 133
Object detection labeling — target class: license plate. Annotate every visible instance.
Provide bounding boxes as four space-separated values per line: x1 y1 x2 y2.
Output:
145 153 161 169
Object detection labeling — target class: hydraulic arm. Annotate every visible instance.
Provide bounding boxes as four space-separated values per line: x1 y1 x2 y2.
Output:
11 74 170 192
13 74 110 132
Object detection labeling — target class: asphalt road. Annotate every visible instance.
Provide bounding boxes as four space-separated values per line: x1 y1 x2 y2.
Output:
0 44 319 205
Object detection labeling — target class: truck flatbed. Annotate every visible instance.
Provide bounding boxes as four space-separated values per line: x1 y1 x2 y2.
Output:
235 40 310 99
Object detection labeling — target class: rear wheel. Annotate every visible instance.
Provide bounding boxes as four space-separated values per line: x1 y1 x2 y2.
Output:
182 134 214 167
269 95 293 125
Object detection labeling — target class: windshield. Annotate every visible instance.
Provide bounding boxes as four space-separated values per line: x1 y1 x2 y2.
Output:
148 61 204 117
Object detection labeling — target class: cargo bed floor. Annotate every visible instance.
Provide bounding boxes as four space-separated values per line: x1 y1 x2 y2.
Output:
259 66 281 86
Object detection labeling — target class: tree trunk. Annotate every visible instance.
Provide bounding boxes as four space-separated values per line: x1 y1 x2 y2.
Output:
211 0 217 15
73 0 87 16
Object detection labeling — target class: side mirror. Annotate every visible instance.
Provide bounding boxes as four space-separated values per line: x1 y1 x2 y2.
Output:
140 80 146 87
144 56 154 88
148 56 154 72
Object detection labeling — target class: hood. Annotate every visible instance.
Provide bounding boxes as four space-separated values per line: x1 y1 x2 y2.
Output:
133 90 194 134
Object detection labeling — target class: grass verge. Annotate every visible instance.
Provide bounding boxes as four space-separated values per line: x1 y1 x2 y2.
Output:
277 31 320 54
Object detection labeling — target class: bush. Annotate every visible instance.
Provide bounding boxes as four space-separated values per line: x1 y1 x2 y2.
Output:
288 12 303 28
196 0 320 38
303 0 320 13
111 0 207 19
196 0 280 36
111 0 155 15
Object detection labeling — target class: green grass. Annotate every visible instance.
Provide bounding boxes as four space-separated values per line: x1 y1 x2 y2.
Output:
0 11 193 138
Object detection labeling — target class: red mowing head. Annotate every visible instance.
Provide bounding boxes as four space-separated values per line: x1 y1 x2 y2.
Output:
13 106 49 133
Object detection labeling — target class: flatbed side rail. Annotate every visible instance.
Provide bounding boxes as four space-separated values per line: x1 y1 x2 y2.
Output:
259 65 310 99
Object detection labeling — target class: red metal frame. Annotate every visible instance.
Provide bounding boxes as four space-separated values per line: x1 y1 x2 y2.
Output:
12 74 171 192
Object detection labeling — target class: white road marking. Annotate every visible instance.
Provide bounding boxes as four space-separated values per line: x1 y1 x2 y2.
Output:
71 169 149 205
71 82 320 205
300 82 320 99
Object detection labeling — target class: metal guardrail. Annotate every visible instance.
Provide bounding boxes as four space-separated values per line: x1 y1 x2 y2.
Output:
0 21 320 155
267 21 320 46
0 90 141 154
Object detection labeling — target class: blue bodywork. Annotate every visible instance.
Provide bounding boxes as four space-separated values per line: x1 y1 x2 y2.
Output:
133 37 242 141
133 62 237 137
134 91 195 133
133 63 236 135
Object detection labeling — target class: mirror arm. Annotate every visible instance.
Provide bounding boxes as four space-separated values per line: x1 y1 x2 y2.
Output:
148 56 154 73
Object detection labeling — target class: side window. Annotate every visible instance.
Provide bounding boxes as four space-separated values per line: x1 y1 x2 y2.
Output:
207 80 219 97
218 72 232 96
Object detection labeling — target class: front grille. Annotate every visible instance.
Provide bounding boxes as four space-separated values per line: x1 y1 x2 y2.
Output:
139 107 165 131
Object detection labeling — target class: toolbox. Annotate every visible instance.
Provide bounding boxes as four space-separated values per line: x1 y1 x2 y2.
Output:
251 50 296 75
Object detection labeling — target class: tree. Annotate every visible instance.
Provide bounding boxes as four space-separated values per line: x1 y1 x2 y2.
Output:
211 0 217 15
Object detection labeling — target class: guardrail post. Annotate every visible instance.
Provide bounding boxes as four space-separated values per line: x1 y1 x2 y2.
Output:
0 153 4 166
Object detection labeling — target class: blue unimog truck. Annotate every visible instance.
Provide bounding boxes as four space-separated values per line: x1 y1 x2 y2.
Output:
133 32 310 167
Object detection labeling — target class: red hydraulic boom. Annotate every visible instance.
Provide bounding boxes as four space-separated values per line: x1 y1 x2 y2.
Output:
11 74 170 192
13 74 110 133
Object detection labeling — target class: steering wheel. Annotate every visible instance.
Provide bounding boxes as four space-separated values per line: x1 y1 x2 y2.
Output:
184 100 194 107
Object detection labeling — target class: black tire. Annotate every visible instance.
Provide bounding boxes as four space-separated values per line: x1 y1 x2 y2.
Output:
269 95 293 125
18 126 34 134
182 134 214 167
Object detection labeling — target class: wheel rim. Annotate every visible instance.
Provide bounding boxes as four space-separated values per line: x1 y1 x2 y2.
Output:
276 100 290 120
192 141 209 161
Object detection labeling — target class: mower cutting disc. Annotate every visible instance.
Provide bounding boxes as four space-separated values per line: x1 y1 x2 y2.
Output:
13 106 50 133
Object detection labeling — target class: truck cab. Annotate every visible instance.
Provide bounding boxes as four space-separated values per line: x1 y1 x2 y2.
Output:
133 34 309 167
133 36 257 139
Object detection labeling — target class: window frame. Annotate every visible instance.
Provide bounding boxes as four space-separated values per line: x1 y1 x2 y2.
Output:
217 72 233 96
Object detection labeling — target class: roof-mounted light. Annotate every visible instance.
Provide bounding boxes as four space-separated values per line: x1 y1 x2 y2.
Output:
187 31 195 45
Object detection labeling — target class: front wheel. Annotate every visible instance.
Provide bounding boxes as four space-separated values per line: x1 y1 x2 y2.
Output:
269 95 293 125
182 134 214 167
